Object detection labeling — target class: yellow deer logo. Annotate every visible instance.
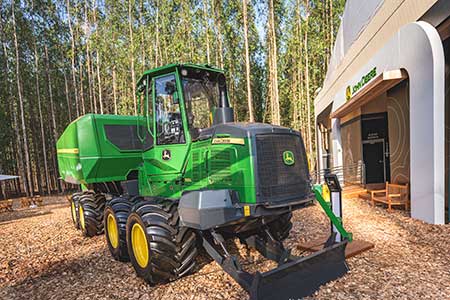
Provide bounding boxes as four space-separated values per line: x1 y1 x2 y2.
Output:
282 151 295 166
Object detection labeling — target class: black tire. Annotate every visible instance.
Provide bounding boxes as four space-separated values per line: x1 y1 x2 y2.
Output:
104 196 136 261
70 192 83 229
79 192 106 237
126 199 198 285
266 212 293 241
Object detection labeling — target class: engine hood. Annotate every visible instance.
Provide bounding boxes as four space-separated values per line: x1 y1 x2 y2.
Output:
197 122 302 140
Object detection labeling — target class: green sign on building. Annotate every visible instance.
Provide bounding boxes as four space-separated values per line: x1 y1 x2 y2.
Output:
346 67 377 101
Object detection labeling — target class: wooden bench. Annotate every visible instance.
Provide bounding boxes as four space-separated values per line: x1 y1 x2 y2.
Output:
371 182 409 212
0 199 13 212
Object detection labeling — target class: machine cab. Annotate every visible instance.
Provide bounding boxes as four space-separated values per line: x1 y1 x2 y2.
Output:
135 64 232 197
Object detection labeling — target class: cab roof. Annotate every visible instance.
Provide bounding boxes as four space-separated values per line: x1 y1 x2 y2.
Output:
137 63 224 86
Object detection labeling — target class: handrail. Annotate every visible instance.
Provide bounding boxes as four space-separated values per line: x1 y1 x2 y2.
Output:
311 161 365 186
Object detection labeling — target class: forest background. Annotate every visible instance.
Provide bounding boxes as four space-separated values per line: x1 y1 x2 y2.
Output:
0 0 345 197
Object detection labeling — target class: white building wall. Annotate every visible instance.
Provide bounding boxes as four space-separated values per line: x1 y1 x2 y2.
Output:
316 0 439 115
328 22 445 224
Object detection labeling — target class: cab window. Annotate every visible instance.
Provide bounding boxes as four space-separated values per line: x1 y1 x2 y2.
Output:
181 68 220 139
155 74 185 145
146 76 153 134
136 76 153 150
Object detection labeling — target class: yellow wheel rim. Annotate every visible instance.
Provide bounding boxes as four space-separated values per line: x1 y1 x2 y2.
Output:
71 201 77 222
107 214 119 249
79 205 85 230
131 223 149 268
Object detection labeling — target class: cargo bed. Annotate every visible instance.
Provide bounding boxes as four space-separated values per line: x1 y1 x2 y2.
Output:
57 114 146 184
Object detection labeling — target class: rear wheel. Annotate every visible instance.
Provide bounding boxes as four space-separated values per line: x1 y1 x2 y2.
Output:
105 196 137 261
126 199 198 285
70 192 83 229
79 192 106 237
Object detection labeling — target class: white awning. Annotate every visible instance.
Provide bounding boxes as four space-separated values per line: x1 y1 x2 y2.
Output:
330 69 407 119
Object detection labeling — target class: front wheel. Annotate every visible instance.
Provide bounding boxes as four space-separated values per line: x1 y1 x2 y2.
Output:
126 199 198 285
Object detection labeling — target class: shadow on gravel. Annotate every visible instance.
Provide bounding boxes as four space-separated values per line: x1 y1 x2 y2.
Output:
2 241 246 300
0 197 68 225
1 248 138 300
0 210 54 225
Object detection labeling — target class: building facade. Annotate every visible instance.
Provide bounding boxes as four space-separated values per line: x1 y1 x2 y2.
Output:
314 0 450 224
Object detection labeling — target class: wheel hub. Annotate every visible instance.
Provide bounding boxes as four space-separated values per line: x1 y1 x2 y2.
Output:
107 214 119 248
71 201 77 222
131 223 149 268
79 205 85 230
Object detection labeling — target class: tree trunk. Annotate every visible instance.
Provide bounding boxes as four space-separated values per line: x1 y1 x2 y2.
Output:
330 0 334 53
155 0 161 66
44 45 61 193
2 33 25 196
11 1 33 197
140 0 146 72
203 0 211 65
34 43 51 195
92 1 103 114
304 1 313 169
96 51 103 114
242 0 254 122
64 72 73 121
79 58 86 115
129 0 137 115
113 66 118 114
85 0 94 113
268 0 280 125
66 0 80 117
295 0 302 131
213 0 224 69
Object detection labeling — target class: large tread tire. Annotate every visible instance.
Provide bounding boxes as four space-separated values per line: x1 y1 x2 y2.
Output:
126 199 198 285
105 196 137 262
79 192 106 237
266 212 293 241
70 192 83 229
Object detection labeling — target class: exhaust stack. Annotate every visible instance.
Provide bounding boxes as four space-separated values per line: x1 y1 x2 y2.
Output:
213 74 234 125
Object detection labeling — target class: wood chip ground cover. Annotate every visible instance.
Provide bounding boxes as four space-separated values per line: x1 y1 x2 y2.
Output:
0 196 449 299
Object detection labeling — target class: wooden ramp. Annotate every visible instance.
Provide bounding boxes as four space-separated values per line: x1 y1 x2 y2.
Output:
342 185 367 199
298 237 374 259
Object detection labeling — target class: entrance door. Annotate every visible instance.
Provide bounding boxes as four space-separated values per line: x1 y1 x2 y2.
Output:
363 140 385 184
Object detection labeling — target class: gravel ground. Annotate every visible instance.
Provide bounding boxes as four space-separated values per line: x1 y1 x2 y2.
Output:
0 195 449 300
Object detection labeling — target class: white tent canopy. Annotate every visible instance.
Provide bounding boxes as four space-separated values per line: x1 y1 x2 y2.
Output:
0 175 19 181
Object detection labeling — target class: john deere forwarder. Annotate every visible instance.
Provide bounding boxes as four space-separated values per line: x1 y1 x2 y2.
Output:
58 64 349 299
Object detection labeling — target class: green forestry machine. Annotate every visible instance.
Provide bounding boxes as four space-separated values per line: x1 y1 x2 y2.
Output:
58 64 349 299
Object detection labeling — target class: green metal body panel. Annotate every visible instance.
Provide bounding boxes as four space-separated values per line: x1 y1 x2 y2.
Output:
138 136 256 203
57 114 143 185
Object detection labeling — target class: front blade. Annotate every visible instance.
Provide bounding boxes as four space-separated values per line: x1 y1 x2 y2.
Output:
250 241 348 300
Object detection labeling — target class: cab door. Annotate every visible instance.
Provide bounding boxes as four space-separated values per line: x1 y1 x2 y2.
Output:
141 72 190 198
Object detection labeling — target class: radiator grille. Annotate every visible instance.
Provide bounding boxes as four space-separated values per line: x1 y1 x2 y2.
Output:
210 149 232 185
255 134 310 203
192 151 201 182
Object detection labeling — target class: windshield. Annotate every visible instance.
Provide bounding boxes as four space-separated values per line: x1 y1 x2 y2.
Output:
181 68 222 138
